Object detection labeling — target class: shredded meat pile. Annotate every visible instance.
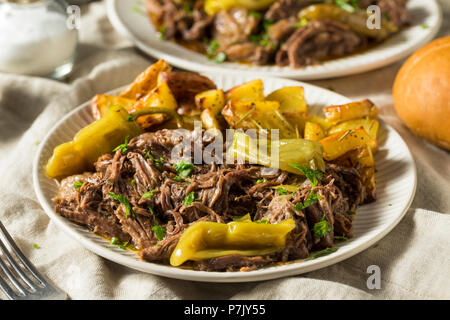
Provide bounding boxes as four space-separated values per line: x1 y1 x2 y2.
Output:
54 129 372 272
145 0 413 68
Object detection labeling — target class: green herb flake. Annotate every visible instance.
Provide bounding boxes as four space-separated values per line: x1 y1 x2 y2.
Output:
33 244 40 249
255 178 267 184
276 188 289 195
215 52 227 64
108 192 136 218
420 24 429 29
126 115 133 122
172 176 186 182
344 211 356 215
132 6 145 16
294 190 322 211
207 39 220 56
73 181 83 190
289 163 323 187
312 214 332 239
174 160 195 177
263 18 274 31
141 189 159 199
131 179 136 186
152 225 167 241
158 25 166 40
334 235 349 242
306 247 338 260
111 237 120 245
145 151 164 166
294 18 308 28
182 191 200 207
113 136 129 154
249 11 262 18
184 4 193 13
254 220 268 224
335 0 357 13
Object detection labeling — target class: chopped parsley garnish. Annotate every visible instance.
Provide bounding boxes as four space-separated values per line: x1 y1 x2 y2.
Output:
33 244 40 249
276 187 289 195
152 225 166 241
254 220 268 224
172 176 186 182
113 136 129 154
131 6 145 16
255 178 267 184
126 115 133 122
141 189 159 199
306 247 338 261
334 235 349 242
249 11 262 18
131 179 136 186
289 164 323 187
111 237 135 250
294 190 322 211
420 24 429 29
344 210 356 215
145 151 164 166
207 39 220 56
215 52 227 63
182 191 200 206
335 0 357 13
108 192 136 218
312 214 332 239
151 215 166 241
294 18 308 28
263 18 274 31
184 4 193 13
174 160 195 177
158 25 166 40
73 181 83 190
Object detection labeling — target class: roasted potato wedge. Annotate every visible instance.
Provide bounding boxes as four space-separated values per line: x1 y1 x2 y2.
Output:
328 118 379 140
195 89 225 116
91 94 137 120
266 86 307 113
328 118 379 153
304 121 325 141
201 108 223 130
158 71 216 115
320 128 371 160
222 100 297 139
119 59 171 100
323 99 378 124
129 81 178 130
307 114 334 131
266 86 308 133
225 79 265 102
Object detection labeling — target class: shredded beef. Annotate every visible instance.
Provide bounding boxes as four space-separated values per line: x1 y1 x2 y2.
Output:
54 129 372 271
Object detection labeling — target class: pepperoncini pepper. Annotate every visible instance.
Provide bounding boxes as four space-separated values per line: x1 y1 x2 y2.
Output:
45 105 182 179
299 4 398 40
204 0 277 16
170 218 295 267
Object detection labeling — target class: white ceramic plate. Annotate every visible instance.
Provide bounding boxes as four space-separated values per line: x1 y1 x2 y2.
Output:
33 74 416 282
106 0 442 80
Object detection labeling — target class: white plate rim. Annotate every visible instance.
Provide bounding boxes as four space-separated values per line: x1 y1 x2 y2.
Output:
32 75 417 283
106 0 442 80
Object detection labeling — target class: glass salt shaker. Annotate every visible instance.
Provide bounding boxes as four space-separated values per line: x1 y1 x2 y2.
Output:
0 0 79 79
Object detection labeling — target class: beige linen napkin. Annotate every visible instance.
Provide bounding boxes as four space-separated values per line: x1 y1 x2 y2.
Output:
0 1 449 300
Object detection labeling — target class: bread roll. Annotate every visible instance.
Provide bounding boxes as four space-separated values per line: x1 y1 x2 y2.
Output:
393 36 450 150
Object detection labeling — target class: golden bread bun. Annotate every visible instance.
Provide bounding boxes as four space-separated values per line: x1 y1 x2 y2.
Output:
393 36 450 150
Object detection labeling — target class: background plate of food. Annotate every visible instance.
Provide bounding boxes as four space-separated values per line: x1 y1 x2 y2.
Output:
106 0 442 80
33 61 416 282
